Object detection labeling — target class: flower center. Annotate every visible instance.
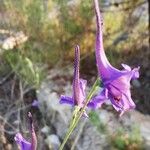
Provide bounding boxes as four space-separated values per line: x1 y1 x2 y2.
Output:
114 96 121 103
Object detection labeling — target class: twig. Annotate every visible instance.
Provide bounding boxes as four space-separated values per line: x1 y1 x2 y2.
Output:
19 80 26 132
11 74 17 100
0 71 13 85
0 115 17 133
23 86 35 95
5 104 31 121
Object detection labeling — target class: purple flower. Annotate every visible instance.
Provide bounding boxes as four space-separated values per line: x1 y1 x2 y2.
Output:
32 100 39 107
89 0 140 115
14 133 31 150
60 45 87 108
14 112 37 150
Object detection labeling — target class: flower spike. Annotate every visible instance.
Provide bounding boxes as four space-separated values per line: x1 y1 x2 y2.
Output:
60 45 88 108
73 45 81 106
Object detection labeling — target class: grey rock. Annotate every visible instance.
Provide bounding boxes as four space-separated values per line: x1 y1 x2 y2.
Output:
45 134 60 150
41 126 51 135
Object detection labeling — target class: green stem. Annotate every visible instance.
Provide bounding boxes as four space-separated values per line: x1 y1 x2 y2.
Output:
59 106 80 150
59 78 99 150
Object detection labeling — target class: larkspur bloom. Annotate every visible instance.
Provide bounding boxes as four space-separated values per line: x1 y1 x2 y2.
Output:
31 100 39 107
14 112 37 150
60 45 88 109
88 0 140 116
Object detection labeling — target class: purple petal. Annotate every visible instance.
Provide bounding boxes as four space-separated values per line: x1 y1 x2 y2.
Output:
131 66 140 79
79 79 87 95
88 89 108 109
109 90 135 116
107 77 130 96
121 64 131 71
106 68 139 96
106 73 136 115
60 95 74 106
31 100 39 107
72 78 87 107
122 91 136 110
79 79 87 103
14 133 31 150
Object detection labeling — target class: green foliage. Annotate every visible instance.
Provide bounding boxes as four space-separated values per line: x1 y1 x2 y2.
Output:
4 50 45 88
89 111 107 133
111 126 144 150
80 0 93 20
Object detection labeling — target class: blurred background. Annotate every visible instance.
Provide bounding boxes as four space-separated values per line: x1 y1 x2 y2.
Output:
0 0 149 150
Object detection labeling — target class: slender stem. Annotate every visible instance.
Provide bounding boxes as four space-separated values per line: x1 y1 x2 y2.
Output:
59 78 99 150
70 119 86 150
59 107 80 150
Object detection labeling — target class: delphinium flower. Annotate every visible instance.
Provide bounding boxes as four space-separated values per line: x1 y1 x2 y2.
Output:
31 100 39 107
60 45 88 116
14 112 37 150
88 0 140 116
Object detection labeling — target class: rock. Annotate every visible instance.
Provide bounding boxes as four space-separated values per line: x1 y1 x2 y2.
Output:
45 134 60 150
41 126 50 135
77 121 109 150
37 71 73 138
